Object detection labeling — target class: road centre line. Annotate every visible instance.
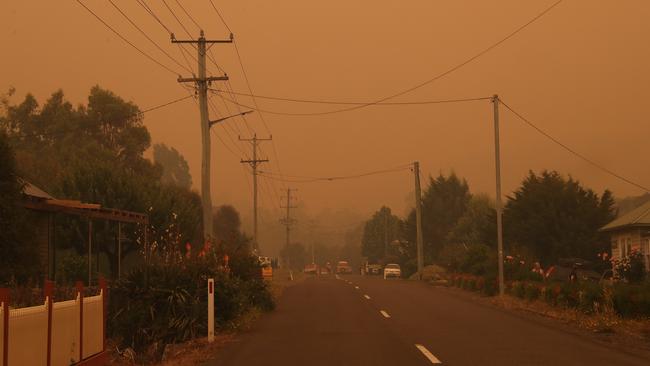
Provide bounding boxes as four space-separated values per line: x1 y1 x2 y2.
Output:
415 344 442 364
380 310 391 318
364 295 371 300
355 286 359 289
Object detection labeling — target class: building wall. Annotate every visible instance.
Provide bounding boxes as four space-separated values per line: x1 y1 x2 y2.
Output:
610 228 650 270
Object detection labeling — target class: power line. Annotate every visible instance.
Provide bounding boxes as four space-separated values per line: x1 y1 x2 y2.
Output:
499 99 650 193
173 0 202 30
108 0 192 74
211 88 491 106
208 0 232 34
75 0 180 76
210 90 489 115
136 0 173 34
219 0 564 117
258 164 413 183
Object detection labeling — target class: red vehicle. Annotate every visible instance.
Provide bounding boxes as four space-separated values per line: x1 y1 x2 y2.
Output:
336 260 353 274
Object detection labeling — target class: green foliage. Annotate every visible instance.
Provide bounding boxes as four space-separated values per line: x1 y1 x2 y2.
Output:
153 143 192 189
503 170 616 266
1 87 203 277
56 254 87 285
404 173 471 262
612 251 647 284
447 194 496 248
0 132 38 285
438 243 496 277
109 257 274 359
611 282 650 318
361 206 402 262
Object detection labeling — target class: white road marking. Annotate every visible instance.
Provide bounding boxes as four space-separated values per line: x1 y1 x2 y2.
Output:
364 295 371 300
380 310 391 318
415 344 442 364
335 274 340 280
354 286 359 290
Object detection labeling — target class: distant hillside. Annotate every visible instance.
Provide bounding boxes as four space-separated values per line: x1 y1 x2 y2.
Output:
616 193 650 217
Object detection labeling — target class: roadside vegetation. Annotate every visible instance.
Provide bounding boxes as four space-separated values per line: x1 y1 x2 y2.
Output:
360 170 650 320
0 88 276 363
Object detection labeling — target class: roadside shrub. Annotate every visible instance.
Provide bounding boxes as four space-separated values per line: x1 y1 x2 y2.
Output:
612 282 650 318
578 282 603 313
56 254 87 285
482 275 498 296
557 282 580 308
542 284 560 305
512 282 526 299
612 251 647 284
524 283 541 301
108 256 274 359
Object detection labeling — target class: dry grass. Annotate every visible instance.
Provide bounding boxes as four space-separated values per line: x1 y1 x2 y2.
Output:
474 290 650 350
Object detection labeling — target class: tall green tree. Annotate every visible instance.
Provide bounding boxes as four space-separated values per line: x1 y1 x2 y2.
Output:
404 173 471 263
447 194 496 248
361 206 402 262
153 143 192 189
503 170 616 265
2 87 203 279
0 132 38 284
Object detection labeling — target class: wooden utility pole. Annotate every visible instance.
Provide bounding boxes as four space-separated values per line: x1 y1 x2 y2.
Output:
173 30 232 241
413 161 424 280
492 94 505 296
240 134 271 252
280 188 298 247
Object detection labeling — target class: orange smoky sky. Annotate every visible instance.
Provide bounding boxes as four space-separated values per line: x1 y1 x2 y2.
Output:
2 0 649 227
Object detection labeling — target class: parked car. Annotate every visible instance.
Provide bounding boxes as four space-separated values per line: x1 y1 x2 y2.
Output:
304 263 318 274
336 260 353 274
367 263 382 275
383 263 401 279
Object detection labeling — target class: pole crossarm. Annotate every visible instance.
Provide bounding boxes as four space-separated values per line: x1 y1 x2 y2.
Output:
178 76 229 83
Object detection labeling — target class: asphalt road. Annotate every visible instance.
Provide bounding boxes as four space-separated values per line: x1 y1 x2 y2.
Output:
207 274 650 366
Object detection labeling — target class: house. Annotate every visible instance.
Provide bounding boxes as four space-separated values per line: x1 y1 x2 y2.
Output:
21 180 149 282
600 200 650 271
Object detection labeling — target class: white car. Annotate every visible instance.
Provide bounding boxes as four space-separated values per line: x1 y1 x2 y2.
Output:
383 263 401 279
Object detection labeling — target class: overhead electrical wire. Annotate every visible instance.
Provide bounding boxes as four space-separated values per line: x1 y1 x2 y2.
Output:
212 90 491 113
218 0 563 117
108 0 193 74
258 164 413 183
498 99 650 193
209 88 492 106
75 0 180 76
206 1 290 202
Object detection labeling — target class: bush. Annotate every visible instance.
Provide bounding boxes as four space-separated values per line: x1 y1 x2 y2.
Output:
612 282 650 318
108 256 274 359
57 254 87 285
524 283 541 301
578 282 603 313
612 251 647 284
556 282 580 308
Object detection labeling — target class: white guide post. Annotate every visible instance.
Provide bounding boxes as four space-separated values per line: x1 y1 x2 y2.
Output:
208 278 215 342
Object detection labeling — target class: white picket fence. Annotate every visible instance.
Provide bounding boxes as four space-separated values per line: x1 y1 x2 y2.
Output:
0 282 106 366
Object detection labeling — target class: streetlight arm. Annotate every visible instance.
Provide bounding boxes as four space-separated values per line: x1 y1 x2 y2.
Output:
209 110 254 127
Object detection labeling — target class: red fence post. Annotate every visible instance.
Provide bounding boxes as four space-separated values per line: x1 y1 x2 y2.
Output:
44 280 54 366
99 277 107 352
0 288 8 366
75 281 84 362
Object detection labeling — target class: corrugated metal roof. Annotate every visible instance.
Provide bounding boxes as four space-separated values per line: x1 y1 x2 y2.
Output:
601 200 650 231
22 181 54 200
